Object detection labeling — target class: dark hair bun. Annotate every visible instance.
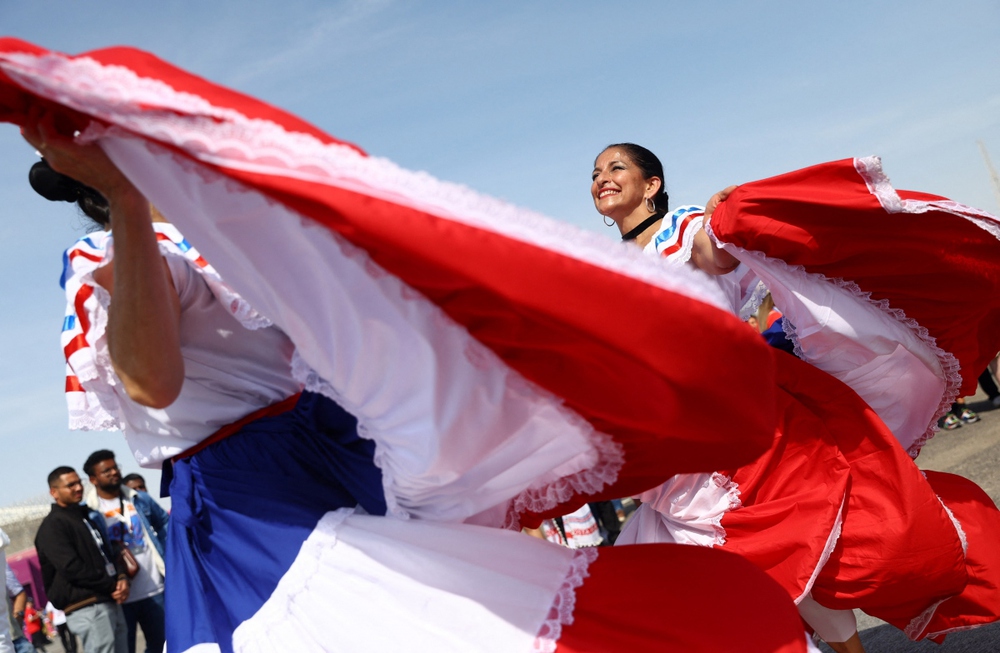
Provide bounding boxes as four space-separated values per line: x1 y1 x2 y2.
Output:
28 159 111 227
29 159 81 203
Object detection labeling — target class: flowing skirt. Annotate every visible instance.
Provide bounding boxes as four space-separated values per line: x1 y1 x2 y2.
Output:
0 40 816 652
619 349 969 625
708 156 1000 456
166 392 812 653
624 158 1000 640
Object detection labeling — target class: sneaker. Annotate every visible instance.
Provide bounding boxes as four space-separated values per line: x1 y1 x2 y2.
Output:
959 407 981 424
991 395 1000 408
941 413 963 430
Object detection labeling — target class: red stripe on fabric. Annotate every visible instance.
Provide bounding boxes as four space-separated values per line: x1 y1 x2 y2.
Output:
63 334 88 360
658 212 701 258
172 393 302 462
223 168 778 520
73 284 93 336
66 44 364 156
711 158 1000 394
0 41 786 519
65 376 83 392
68 249 103 263
193 256 208 267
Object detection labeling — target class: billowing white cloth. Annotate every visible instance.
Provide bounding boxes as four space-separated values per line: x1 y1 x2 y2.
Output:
616 473 740 547
99 135 619 527
707 240 947 455
61 223 297 466
232 509 594 653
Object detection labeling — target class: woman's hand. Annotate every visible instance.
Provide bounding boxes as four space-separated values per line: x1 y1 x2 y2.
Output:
21 107 138 203
691 185 740 275
24 106 185 409
704 185 738 222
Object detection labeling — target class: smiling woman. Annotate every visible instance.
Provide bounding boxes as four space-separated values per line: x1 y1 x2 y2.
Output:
591 142 669 240
599 142 1000 651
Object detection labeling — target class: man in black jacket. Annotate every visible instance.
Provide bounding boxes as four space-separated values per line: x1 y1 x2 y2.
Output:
35 466 129 653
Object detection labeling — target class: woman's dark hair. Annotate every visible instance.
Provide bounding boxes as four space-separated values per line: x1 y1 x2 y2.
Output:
28 159 110 228
600 143 669 216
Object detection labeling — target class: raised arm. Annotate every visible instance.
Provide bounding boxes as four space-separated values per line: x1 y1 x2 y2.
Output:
690 185 740 275
22 112 184 408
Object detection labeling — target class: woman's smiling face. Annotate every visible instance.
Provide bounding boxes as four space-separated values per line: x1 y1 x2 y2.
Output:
591 148 653 224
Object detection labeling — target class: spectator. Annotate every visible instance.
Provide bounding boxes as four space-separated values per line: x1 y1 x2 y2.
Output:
44 602 75 653
119 476 146 495
1 527 13 653
83 452 167 653
6 560 37 653
34 466 128 653
20 600 47 652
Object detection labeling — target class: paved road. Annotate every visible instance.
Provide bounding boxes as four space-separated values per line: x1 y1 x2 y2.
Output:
819 389 1000 652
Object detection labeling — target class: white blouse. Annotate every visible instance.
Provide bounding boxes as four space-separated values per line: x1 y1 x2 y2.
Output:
63 224 301 467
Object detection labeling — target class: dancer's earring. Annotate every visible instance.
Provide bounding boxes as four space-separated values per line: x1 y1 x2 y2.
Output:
645 197 656 213
603 215 615 227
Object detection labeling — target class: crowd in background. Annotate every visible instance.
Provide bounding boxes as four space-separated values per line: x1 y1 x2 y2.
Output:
2 450 167 653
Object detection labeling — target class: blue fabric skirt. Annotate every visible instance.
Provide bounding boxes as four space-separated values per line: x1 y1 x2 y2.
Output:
164 392 385 653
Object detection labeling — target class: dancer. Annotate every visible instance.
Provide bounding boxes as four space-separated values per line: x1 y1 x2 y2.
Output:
591 142 1000 647
2 41 813 653
700 151 1000 641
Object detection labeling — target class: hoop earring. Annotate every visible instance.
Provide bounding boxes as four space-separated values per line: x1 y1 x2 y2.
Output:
645 197 656 213
603 215 615 227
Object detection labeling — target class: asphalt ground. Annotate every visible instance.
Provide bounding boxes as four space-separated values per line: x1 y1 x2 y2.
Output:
818 388 1000 652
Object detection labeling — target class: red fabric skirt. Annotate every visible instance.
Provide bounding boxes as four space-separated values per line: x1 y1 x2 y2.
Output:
711 159 1000 395
559 544 810 653
919 471 1000 641
722 352 967 618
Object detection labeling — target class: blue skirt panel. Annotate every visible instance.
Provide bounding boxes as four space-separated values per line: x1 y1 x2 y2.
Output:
164 391 385 653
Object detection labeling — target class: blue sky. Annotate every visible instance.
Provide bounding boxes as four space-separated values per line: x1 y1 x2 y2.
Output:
0 1 998 507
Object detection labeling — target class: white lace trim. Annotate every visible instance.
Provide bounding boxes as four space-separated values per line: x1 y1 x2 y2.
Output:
158 247 272 331
900 486 970 642
855 155 1000 234
780 312 802 356
938 498 970 556
66 268 126 432
706 222 960 457
924 620 1000 640
0 50 732 316
504 433 624 532
904 597 949 641
709 472 742 546
794 492 846 604
738 278 771 322
64 225 271 433
289 351 409 521
232 508 354 652
291 349 625 526
531 547 599 653
854 154 1000 452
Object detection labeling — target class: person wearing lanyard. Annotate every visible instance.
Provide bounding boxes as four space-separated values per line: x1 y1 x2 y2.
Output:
34 467 129 653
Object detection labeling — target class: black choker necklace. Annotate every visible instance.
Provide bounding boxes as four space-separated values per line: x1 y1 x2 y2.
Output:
621 214 662 242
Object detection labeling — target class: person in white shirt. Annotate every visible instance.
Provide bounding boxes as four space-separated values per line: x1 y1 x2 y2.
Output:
83 452 167 653
44 602 74 653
